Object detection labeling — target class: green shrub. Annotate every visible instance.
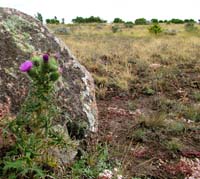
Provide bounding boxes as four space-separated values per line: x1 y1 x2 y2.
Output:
170 19 184 24
113 18 124 23
72 16 107 23
151 18 158 23
70 145 111 179
148 23 163 35
46 18 60 24
135 18 147 25
184 19 196 23
124 21 134 28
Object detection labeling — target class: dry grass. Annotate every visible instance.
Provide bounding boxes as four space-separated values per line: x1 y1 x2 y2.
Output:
48 23 200 178
49 23 200 98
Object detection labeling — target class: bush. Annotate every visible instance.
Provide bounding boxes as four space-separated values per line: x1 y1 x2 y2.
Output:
184 19 196 23
113 18 124 23
46 18 60 24
124 21 134 28
72 16 107 23
170 19 184 24
151 18 158 23
135 18 147 25
148 23 163 35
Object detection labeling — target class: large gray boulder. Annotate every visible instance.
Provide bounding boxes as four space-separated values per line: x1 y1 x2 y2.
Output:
0 8 98 137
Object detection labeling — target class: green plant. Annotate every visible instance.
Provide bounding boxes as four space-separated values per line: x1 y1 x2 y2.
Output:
113 18 124 23
142 86 155 95
167 121 185 134
46 18 60 24
166 138 182 152
70 145 111 179
127 100 137 111
35 12 43 23
135 18 147 25
124 21 134 28
183 106 200 122
2 54 70 178
148 23 163 35
170 19 184 24
72 16 107 23
131 129 146 142
151 18 159 23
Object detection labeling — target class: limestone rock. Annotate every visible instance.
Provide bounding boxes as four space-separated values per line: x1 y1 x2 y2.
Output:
0 8 98 136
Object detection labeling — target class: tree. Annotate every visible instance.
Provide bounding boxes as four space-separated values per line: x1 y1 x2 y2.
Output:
124 21 134 28
151 18 158 23
184 19 196 23
113 18 124 23
62 18 65 24
46 17 60 24
170 19 184 24
35 12 43 23
72 16 107 23
135 18 147 25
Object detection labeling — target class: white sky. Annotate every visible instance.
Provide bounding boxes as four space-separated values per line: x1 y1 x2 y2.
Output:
1 0 199 23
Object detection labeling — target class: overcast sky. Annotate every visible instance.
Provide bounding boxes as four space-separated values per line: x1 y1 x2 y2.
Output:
1 0 199 23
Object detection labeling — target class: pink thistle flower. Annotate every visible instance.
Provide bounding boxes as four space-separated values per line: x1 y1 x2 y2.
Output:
43 54 49 62
19 60 33 72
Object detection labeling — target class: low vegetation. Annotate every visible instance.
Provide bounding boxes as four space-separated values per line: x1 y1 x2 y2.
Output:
49 23 200 178
1 20 200 178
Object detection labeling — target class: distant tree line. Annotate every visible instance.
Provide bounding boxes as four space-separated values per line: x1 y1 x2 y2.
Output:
35 12 197 25
72 16 107 23
132 18 196 25
71 17 196 25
